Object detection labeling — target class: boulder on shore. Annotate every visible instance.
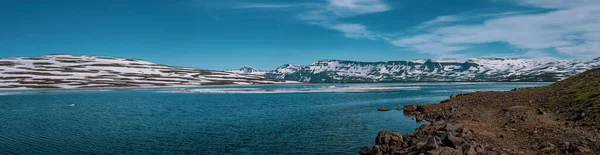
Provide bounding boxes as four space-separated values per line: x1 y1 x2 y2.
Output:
360 122 480 155
403 104 424 114
361 131 404 155
375 130 404 145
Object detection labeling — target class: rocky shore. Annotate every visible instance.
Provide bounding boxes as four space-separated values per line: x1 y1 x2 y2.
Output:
361 69 600 155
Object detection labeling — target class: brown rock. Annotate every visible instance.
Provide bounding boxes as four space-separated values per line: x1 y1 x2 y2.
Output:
416 115 425 122
475 146 485 153
538 142 555 149
359 146 372 155
442 134 465 149
422 136 442 151
574 145 591 153
404 104 418 113
537 108 546 115
443 123 464 133
570 113 585 121
378 108 390 111
566 143 591 153
375 131 404 146
371 145 384 155
415 142 426 150
462 144 477 155
456 127 472 138
432 120 446 126
426 147 463 155
416 105 426 112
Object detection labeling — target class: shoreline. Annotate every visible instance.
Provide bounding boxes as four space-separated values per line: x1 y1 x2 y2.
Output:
360 70 600 154
0 81 554 91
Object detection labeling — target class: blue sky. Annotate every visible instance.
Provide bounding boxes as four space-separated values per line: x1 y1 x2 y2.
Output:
1 0 599 69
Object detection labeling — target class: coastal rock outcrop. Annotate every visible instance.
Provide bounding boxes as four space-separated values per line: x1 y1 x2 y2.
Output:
403 105 418 113
360 122 487 155
361 69 600 154
402 104 424 114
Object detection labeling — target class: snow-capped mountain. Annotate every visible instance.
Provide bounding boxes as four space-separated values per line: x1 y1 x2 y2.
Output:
264 64 304 79
241 58 600 83
225 66 266 75
0 55 297 89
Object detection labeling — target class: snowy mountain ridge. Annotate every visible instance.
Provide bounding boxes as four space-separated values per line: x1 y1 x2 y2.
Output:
228 58 600 83
224 66 267 75
0 55 297 89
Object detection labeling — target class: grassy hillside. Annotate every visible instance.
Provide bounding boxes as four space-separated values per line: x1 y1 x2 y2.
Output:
548 69 600 128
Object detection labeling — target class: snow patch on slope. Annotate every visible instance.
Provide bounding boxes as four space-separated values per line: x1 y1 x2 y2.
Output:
0 55 299 89
250 58 600 82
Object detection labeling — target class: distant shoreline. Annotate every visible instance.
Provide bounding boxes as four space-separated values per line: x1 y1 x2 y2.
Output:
0 81 555 91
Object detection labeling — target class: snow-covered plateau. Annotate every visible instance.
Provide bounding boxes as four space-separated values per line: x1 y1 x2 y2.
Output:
0 55 298 89
226 58 600 83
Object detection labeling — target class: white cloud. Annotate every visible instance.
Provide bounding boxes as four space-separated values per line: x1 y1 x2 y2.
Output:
330 24 376 39
327 0 391 17
418 16 463 29
233 3 318 9
391 34 471 56
235 4 298 9
214 0 600 59
293 0 391 41
557 41 600 58
416 11 537 29
395 2 600 59
226 0 391 41
515 0 600 9
523 50 558 59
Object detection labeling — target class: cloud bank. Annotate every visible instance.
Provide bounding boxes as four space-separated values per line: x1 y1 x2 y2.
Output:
213 0 600 59
395 0 600 59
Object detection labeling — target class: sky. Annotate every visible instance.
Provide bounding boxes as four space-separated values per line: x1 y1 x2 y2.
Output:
1 0 599 70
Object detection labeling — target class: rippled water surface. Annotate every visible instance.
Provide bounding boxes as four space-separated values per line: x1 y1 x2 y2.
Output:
0 82 551 154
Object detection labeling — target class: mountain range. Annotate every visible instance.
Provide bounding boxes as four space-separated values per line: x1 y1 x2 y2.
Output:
0 55 297 89
2 55 599 89
227 58 600 83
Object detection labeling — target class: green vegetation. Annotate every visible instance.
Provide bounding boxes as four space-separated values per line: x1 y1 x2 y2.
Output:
575 92 596 102
540 147 557 155
547 69 600 126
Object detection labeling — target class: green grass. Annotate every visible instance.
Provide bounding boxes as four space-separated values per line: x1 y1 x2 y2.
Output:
575 92 597 102
553 69 600 107
540 147 557 155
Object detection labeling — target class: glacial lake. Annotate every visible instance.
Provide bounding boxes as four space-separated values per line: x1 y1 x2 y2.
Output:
0 82 551 154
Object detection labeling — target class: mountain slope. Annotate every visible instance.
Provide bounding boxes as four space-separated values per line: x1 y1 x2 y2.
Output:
0 55 296 89
247 58 600 82
545 68 600 127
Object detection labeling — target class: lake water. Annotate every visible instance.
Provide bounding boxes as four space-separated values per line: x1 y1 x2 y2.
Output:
0 82 551 154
